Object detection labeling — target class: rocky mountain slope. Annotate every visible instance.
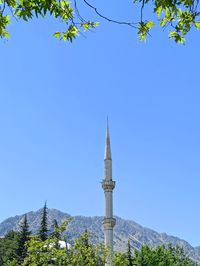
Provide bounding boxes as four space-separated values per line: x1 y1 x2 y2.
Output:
0 209 200 264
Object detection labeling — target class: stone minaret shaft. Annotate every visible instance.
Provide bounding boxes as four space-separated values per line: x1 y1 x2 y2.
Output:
102 123 116 266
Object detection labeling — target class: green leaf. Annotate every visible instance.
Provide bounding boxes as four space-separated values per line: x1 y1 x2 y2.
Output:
155 6 162 18
53 32 61 39
146 20 155 28
169 31 185 44
194 21 200 29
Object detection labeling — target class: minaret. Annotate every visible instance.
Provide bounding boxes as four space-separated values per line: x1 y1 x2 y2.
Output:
102 121 116 266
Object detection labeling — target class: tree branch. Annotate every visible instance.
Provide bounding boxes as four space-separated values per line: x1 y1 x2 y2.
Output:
140 0 145 22
82 0 138 28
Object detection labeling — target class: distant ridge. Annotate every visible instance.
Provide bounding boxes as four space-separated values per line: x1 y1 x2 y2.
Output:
0 209 200 264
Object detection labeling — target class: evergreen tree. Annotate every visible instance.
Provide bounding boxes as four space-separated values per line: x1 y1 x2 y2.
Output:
51 219 60 239
82 229 90 248
16 215 31 263
51 219 61 249
127 240 133 266
39 202 48 241
0 231 19 265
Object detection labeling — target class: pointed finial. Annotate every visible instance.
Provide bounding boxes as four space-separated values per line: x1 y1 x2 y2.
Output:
104 117 112 160
106 116 110 138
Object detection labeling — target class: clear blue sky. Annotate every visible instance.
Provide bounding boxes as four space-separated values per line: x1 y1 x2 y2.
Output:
0 0 200 247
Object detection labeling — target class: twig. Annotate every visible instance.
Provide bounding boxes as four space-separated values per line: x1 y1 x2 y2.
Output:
141 0 145 22
82 0 138 28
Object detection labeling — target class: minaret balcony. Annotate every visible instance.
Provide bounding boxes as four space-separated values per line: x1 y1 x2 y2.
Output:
101 180 115 191
102 217 116 229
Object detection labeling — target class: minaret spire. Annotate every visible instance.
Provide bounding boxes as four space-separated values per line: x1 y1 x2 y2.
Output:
102 120 116 266
104 118 112 160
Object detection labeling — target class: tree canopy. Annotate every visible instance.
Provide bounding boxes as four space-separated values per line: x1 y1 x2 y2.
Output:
39 202 48 242
0 204 197 265
16 215 31 263
0 222 197 266
0 0 199 43
0 231 19 265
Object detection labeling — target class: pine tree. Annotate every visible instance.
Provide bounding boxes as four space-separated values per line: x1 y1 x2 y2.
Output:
127 240 134 266
50 219 61 249
82 229 90 248
51 219 60 239
39 202 48 241
16 214 31 263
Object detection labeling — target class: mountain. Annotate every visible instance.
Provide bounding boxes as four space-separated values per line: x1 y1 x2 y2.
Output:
0 209 200 264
